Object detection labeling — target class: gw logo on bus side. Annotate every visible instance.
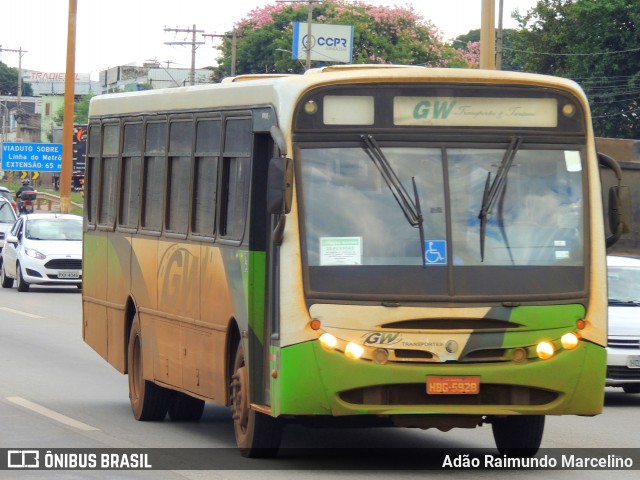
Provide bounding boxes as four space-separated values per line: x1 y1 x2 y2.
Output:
413 100 457 120
361 332 402 346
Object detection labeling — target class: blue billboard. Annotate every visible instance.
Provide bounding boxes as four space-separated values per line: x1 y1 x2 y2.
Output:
1 142 63 172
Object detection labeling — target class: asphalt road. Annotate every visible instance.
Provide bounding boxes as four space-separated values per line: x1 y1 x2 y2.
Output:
0 284 638 479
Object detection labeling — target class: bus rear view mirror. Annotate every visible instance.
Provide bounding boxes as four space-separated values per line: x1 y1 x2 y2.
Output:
608 185 632 237
267 157 293 215
598 152 632 247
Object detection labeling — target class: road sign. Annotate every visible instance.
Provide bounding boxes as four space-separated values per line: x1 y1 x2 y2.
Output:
1 142 62 172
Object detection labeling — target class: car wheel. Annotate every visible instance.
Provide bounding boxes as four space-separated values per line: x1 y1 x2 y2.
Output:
0 262 14 288
16 263 30 292
622 384 640 394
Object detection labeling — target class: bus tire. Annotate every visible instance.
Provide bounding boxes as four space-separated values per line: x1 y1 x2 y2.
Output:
230 342 283 457
491 415 545 457
168 392 205 421
0 262 14 288
127 318 171 421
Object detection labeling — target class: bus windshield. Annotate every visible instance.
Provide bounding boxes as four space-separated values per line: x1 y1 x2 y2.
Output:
299 143 584 299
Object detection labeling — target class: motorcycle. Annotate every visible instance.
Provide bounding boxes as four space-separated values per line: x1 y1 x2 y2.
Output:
18 190 37 215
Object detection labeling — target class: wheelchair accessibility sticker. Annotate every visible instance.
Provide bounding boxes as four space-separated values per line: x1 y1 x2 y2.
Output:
424 240 447 265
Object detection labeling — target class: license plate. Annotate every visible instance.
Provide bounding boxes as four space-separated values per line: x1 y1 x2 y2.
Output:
58 271 80 279
426 376 480 395
628 356 640 369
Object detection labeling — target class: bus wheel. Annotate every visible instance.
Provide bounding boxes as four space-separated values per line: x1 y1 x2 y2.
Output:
168 392 205 421
127 318 171 421
491 415 545 457
230 342 283 457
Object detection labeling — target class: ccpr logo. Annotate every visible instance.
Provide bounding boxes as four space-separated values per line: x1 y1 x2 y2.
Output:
8 450 39 468
302 34 316 50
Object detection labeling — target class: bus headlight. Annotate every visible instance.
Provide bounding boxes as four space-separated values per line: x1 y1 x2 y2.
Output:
345 342 365 360
561 332 580 350
536 341 555 360
319 333 338 350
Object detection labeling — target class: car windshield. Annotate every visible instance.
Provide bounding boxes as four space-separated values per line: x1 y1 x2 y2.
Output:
0 202 16 223
26 218 82 241
608 264 640 303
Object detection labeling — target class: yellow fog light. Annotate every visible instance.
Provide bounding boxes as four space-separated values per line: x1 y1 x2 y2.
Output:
536 341 555 360
319 333 337 350
512 347 528 363
345 342 365 360
561 332 580 350
372 348 389 365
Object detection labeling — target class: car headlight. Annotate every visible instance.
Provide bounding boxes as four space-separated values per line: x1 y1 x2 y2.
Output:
25 248 46 260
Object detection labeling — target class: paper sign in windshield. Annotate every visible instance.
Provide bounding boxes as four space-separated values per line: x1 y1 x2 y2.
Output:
320 237 362 265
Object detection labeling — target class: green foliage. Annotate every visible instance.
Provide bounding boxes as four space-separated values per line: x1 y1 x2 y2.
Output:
0 61 34 96
510 0 640 139
214 0 472 78
453 28 523 71
53 94 94 126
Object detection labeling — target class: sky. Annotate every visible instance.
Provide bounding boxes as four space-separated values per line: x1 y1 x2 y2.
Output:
1 0 539 79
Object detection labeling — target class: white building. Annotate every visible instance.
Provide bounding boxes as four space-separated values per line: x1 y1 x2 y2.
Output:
99 62 213 93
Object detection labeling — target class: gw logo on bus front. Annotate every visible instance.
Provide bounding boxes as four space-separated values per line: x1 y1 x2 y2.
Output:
361 332 402 346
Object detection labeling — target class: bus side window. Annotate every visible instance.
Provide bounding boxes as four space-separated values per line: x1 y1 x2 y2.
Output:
192 118 221 237
141 121 167 232
86 123 102 226
119 122 143 229
167 120 193 234
219 117 251 241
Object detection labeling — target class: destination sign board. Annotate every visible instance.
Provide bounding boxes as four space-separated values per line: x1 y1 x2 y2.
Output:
1 142 63 172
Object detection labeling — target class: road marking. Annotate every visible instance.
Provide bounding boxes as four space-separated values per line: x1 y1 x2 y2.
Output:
7 396 99 431
0 307 43 319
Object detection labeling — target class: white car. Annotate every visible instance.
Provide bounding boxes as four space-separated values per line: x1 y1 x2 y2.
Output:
606 255 640 393
0 197 18 259
1 213 83 292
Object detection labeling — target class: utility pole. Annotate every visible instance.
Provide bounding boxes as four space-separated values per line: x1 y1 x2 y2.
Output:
0 46 28 137
277 0 321 70
60 0 77 214
480 0 496 69
496 0 504 70
203 30 240 76
164 25 205 85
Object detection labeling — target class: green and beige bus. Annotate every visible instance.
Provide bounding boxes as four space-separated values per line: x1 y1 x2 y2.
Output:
83 65 628 457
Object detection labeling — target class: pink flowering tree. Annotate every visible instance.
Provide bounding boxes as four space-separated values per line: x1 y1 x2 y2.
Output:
213 1 476 78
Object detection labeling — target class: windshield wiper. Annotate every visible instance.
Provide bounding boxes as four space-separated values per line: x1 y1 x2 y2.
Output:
478 136 523 262
361 134 426 265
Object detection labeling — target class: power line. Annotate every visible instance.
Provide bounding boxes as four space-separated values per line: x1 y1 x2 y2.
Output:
164 25 205 85
502 46 640 56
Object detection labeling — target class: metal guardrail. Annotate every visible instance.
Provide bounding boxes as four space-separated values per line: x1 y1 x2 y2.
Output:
35 192 84 212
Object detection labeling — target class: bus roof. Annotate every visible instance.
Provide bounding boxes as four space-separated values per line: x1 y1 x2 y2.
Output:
89 65 588 129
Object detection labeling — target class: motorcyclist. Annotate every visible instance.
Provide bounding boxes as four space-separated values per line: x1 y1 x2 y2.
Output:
16 179 36 213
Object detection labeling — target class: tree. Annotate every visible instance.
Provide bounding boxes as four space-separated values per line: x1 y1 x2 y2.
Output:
53 94 94 126
453 29 522 71
214 0 474 79
510 0 640 138
0 61 34 96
